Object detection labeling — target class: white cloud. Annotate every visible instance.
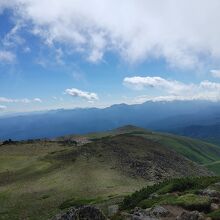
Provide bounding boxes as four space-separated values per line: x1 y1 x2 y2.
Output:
0 97 30 103
2 22 24 48
0 1 14 13
0 51 16 63
0 105 7 111
124 76 194 95
0 97 42 103
124 76 220 102
210 69 220 78
33 98 42 103
65 88 99 101
2 0 220 68
200 80 220 90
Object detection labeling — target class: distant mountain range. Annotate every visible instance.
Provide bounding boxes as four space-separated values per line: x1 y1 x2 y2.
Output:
0 100 220 143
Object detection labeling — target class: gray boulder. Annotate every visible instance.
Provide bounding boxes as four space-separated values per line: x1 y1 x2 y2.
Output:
199 189 220 198
128 207 159 220
150 205 170 217
108 205 119 217
210 203 219 211
128 206 170 220
51 206 106 220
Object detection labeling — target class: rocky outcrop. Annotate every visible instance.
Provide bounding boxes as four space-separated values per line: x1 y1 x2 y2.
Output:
199 188 220 198
51 206 106 220
120 206 170 220
176 211 205 220
150 206 170 217
79 135 212 182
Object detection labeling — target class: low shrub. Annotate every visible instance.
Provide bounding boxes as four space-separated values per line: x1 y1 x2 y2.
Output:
175 194 211 212
121 176 220 210
207 209 220 220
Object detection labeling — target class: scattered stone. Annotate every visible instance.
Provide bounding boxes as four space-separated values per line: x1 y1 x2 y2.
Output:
130 207 159 220
210 203 219 211
51 206 106 220
129 206 170 219
52 207 77 220
213 182 220 186
132 207 150 217
108 204 119 217
176 211 205 220
199 189 220 198
149 193 159 199
150 205 170 217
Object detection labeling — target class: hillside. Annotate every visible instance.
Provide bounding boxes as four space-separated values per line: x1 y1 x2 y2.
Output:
175 123 220 145
0 126 219 219
63 125 220 165
117 176 220 220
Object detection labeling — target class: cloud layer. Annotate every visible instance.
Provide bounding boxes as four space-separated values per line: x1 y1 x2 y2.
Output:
65 88 99 101
1 0 220 68
124 76 220 102
0 97 42 103
0 105 7 111
211 69 220 78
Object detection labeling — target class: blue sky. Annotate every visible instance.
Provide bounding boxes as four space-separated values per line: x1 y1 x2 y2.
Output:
1 0 220 114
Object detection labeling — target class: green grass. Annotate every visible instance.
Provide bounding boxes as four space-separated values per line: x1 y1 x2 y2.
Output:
173 194 211 211
121 176 220 210
138 194 177 209
205 161 220 175
0 140 147 220
207 210 220 220
138 193 211 212
59 198 99 210
136 132 220 165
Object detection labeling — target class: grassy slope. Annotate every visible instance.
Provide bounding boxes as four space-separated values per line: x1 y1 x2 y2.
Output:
82 125 220 165
205 161 220 175
138 132 220 164
0 126 220 219
82 126 220 176
0 141 147 220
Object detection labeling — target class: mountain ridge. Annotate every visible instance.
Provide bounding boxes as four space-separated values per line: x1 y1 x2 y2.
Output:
0 100 220 142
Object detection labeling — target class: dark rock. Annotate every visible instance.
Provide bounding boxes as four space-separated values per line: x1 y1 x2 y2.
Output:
176 211 205 220
210 197 220 203
51 206 106 220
